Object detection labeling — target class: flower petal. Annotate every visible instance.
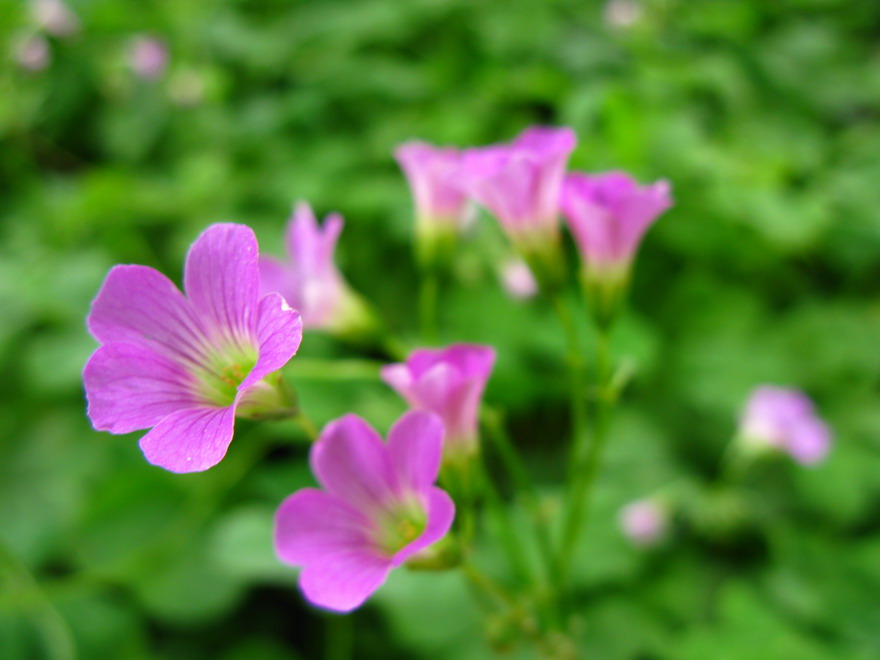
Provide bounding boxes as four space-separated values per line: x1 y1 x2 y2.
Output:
87 265 207 364
84 342 196 434
258 255 292 301
183 223 259 342
274 489 373 565
310 414 395 510
298 550 391 612
139 405 235 473
238 292 303 392
386 410 444 493
392 487 455 566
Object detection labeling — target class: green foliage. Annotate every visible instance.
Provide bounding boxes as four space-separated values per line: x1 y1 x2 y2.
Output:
2 0 880 657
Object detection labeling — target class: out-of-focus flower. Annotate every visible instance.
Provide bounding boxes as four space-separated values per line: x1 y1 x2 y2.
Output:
130 36 168 80
561 171 671 326
274 411 455 612
619 498 666 547
395 141 468 268
604 0 642 29
13 34 50 71
259 202 375 339
461 126 576 288
32 0 79 37
381 344 496 461
738 386 831 465
83 224 303 473
500 258 538 300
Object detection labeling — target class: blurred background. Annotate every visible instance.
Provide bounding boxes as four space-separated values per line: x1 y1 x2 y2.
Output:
2 0 880 658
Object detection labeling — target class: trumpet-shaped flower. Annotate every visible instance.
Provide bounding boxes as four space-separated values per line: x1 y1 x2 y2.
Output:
84 223 303 473
561 171 671 276
739 386 831 465
461 126 575 244
381 344 496 460
274 411 455 612
259 202 373 338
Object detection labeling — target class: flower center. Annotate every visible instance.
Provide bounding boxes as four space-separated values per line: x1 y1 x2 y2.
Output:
193 341 258 407
375 498 428 556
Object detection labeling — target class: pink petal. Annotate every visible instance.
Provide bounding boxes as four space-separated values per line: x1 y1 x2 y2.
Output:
238 292 303 392
298 550 392 612
84 343 196 434
310 415 396 511
387 411 444 493
392 487 455 566
139 405 236 473
274 489 374 565
88 265 207 365
183 223 259 342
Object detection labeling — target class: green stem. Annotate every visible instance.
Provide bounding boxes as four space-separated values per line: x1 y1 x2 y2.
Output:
294 411 319 442
481 407 559 593
419 269 439 344
558 326 613 584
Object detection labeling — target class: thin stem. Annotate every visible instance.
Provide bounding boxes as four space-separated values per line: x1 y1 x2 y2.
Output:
558 325 614 583
419 269 439 344
295 411 319 442
481 407 559 592
474 452 534 585
461 561 518 611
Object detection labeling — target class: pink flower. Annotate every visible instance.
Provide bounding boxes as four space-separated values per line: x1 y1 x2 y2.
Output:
395 141 468 231
260 202 371 336
274 411 455 612
561 171 671 276
500 258 538 300
14 34 50 72
31 0 79 37
381 344 496 459
130 36 168 80
739 386 831 465
461 126 576 247
83 224 303 473
619 499 666 547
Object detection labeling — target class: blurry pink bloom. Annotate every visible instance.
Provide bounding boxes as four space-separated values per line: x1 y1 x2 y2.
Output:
32 0 79 37
461 126 576 247
274 411 455 612
619 499 666 547
14 34 50 71
395 140 468 230
739 386 831 465
381 344 496 459
84 224 303 473
260 202 371 336
561 171 671 276
130 36 168 80
604 0 642 29
500 258 538 300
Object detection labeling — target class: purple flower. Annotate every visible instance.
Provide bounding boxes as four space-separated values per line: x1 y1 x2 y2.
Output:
130 36 168 80
381 344 496 459
83 224 303 473
395 141 469 231
739 386 831 465
619 499 666 547
561 171 671 276
260 202 372 337
274 411 455 612
461 126 576 247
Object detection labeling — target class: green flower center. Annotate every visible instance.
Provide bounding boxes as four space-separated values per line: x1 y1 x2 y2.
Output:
375 498 428 556
194 341 258 407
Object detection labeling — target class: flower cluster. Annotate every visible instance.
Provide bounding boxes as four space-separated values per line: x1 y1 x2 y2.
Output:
83 123 832 626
